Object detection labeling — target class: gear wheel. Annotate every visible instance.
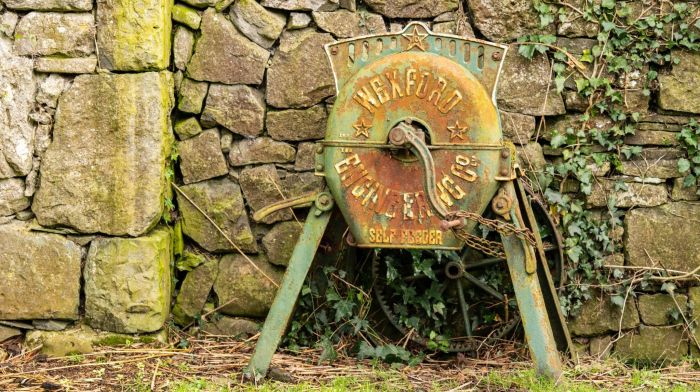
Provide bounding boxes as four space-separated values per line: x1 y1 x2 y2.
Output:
367 185 565 352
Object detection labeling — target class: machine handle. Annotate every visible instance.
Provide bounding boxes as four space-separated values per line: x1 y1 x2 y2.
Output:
388 123 449 218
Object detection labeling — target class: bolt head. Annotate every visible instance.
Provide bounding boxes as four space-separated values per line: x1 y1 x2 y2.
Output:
315 164 324 171
492 51 502 61
501 149 510 158
500 168 509 176
315 145 324 154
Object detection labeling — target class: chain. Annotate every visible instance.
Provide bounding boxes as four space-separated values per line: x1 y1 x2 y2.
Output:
445 210 538 259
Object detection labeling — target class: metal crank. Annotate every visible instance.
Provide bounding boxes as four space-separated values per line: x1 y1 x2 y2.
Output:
389 124 571 379
245 22 570 381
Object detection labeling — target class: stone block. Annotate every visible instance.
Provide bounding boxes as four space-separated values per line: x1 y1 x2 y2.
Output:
178 78 208 114
0 178 29 216
266 28 335 108
213 254 283 317
624 130 679 146
175 117 203 140
239 164 293 224
230 0 286 48
228 137 295 166
568 293 640 336
97 0 171 71
587 179 667 208
25 324 167 357
516 142 546 173
14 12 94 56
203 84 265 137
34 56 97 74
33 72 174 236
500 111 534 145
497 49 565 116
659 51 700 114
619 159 680 179
312 9 385 38
180 0 217 7
0 37 36 179
260 0 339 11
173 259 218 325
0 11 18 37
178 178 257 253
671 178 699 201
4 0 91 11
589 335 612 359
187 9 269 85
615 326 688 362
202 316 259 337
266 105 327 141
0 326 21 343
173 26 195 71
172 3 201 30
84 227 172 333
178 129 229 184
294 142 317 171
467 0 550 42
287 12 311 30
625 202 700 271
638 294 687 326
364 0 456 18
0 222 82 320
280 171 325 197
262 221 303 266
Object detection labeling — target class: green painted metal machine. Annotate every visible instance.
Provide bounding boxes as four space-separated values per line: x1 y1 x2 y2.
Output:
246 22 572 380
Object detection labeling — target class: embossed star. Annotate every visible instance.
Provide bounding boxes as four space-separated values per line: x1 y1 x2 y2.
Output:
353 119 371 139
402 26 428 51
447 121 468 140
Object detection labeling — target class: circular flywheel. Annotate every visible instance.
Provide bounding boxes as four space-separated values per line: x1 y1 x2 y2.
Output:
366 184 565 352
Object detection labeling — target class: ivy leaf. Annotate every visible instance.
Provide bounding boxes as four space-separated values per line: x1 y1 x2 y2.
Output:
575 78 590 92
601 0 615 9
661 282 677 294
610 295 625 308
518 44 536 59
555 75 566 93
678 158 691 173
551 132 567 148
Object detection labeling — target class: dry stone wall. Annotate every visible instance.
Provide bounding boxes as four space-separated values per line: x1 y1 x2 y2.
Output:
0 0 698 362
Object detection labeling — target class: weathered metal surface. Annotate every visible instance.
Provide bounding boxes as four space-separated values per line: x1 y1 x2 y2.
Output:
498 181 563 379
320 22 510 250
246 22 568 380
246 195 333 380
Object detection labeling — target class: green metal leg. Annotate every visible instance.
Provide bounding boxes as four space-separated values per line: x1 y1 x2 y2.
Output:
499 182 563 380
246 206 332 380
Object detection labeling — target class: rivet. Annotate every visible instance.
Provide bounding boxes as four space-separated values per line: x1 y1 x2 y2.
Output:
501 149 510 158
492 51 502 61
316 164 324 171
331 46 338 55
315 145 324 154
500 168 509 176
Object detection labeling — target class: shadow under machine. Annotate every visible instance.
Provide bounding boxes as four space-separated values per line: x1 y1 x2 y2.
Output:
245 23 573 380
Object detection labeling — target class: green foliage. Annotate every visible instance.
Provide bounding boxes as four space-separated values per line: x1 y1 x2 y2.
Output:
520 1 699 315
677 119 700 194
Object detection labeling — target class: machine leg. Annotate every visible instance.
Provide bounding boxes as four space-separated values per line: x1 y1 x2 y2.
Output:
499 182 563 380
246 206 332 380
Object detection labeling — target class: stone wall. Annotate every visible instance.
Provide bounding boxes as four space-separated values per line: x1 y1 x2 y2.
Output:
0 0 699 362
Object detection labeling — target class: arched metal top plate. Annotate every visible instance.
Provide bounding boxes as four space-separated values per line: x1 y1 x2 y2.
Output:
325 22 508 103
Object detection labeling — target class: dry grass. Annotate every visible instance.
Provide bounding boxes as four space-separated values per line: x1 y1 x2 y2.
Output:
2 329 700 391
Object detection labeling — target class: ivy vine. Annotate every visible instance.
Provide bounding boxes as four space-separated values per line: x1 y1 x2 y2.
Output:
283 0 700 361
519 0 699 315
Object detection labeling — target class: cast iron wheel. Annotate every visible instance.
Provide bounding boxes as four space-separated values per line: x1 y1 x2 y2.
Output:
368 183 565 352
